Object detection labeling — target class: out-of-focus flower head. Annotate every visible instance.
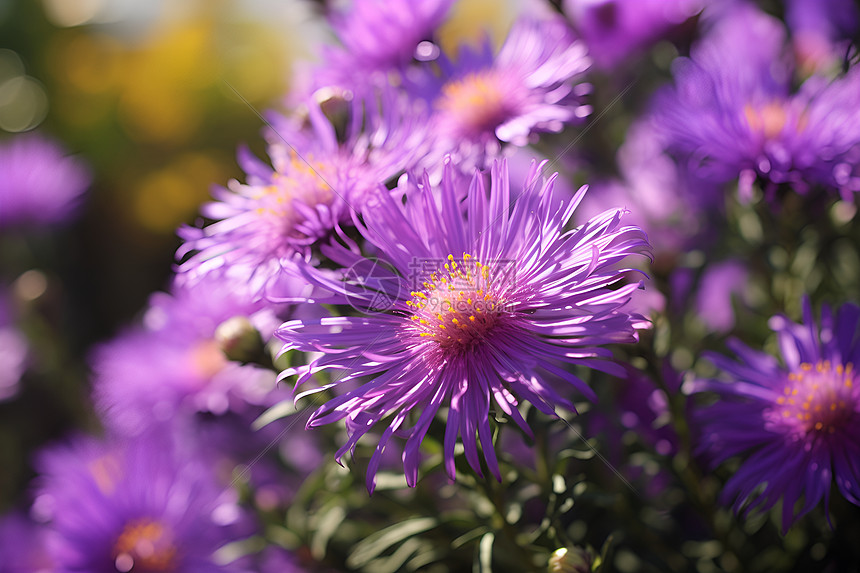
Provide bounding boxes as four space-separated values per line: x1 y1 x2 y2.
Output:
688 298 860 532
177 86 433 297
317 0 456 89
405 16 591 165
548 545 596 573
33 430 249 573
246 546 308 573
586 362 680 497
194 409 324 513
92 272 286 436
0 512 55 573
578 119 710 257
653 2 860 200
0 288 28 402
277 157 650 492
693 259 750 334
786 0 860 75
562 0 704 69
792 65 860 200
0 133 91 228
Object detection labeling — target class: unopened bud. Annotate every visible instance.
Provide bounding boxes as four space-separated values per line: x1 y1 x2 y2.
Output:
214 316 265 365
548 546 594 573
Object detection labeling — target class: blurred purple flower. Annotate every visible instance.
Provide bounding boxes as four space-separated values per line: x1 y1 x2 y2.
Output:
688 298 860 531
0 512 55 573
34 431 248 573
195 410 323 512
577 120 710 258
654 2 860 199
92 273 287 436
694 259 749 333
277 157 650 492
563 0 703 69
178 88 432 297
0 289 28 402
248 546 307 573
786 0 860 75
406 17 590 162
793 66 860 199
0 133 91 228
586 363 680 497
318 0 455 88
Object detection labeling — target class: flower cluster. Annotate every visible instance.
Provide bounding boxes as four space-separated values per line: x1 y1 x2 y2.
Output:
3 0 860 571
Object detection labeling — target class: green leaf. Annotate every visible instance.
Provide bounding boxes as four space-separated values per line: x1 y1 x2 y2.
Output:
347 517 438 568
473 532 494 573
251 399 297 430
310 503 346 560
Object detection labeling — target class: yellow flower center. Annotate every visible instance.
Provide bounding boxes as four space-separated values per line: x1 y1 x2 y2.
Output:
436 70 512 136
773 360 856 435
189 339 228 381
406 253 509 354
252 151 336 233
113 519 177 572
743 101 805 139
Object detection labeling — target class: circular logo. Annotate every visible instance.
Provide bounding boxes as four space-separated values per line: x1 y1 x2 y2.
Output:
342 257 401 314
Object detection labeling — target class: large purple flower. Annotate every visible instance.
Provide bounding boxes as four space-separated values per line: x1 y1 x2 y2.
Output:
34 431 247 573
177 87 432 296
688 298 860 531
276 157 650 492
654 3 860 200
0 133 91 228
406 16 591 162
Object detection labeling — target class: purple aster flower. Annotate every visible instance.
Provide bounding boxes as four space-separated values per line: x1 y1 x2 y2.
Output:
276 157 650 492
0 512 55 573
562 0 703 69
317 0 455 89
93 272 287 436
34 430 248 573
793 65 860 199
653 2 860 199
177 87 432 296
688 298 860 531
0 133 91 228
405 16 590 162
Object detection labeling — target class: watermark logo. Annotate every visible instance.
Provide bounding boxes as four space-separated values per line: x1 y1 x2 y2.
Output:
405 256 517 292
342 257 401 313
342 256 519 315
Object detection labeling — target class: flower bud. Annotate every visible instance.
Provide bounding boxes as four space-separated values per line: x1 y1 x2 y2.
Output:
214 316 266 365
548 546 594 573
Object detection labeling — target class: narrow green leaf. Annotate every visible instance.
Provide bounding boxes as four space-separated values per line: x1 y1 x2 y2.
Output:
347 517 438 568
473 532 494 573
252 399 297 430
